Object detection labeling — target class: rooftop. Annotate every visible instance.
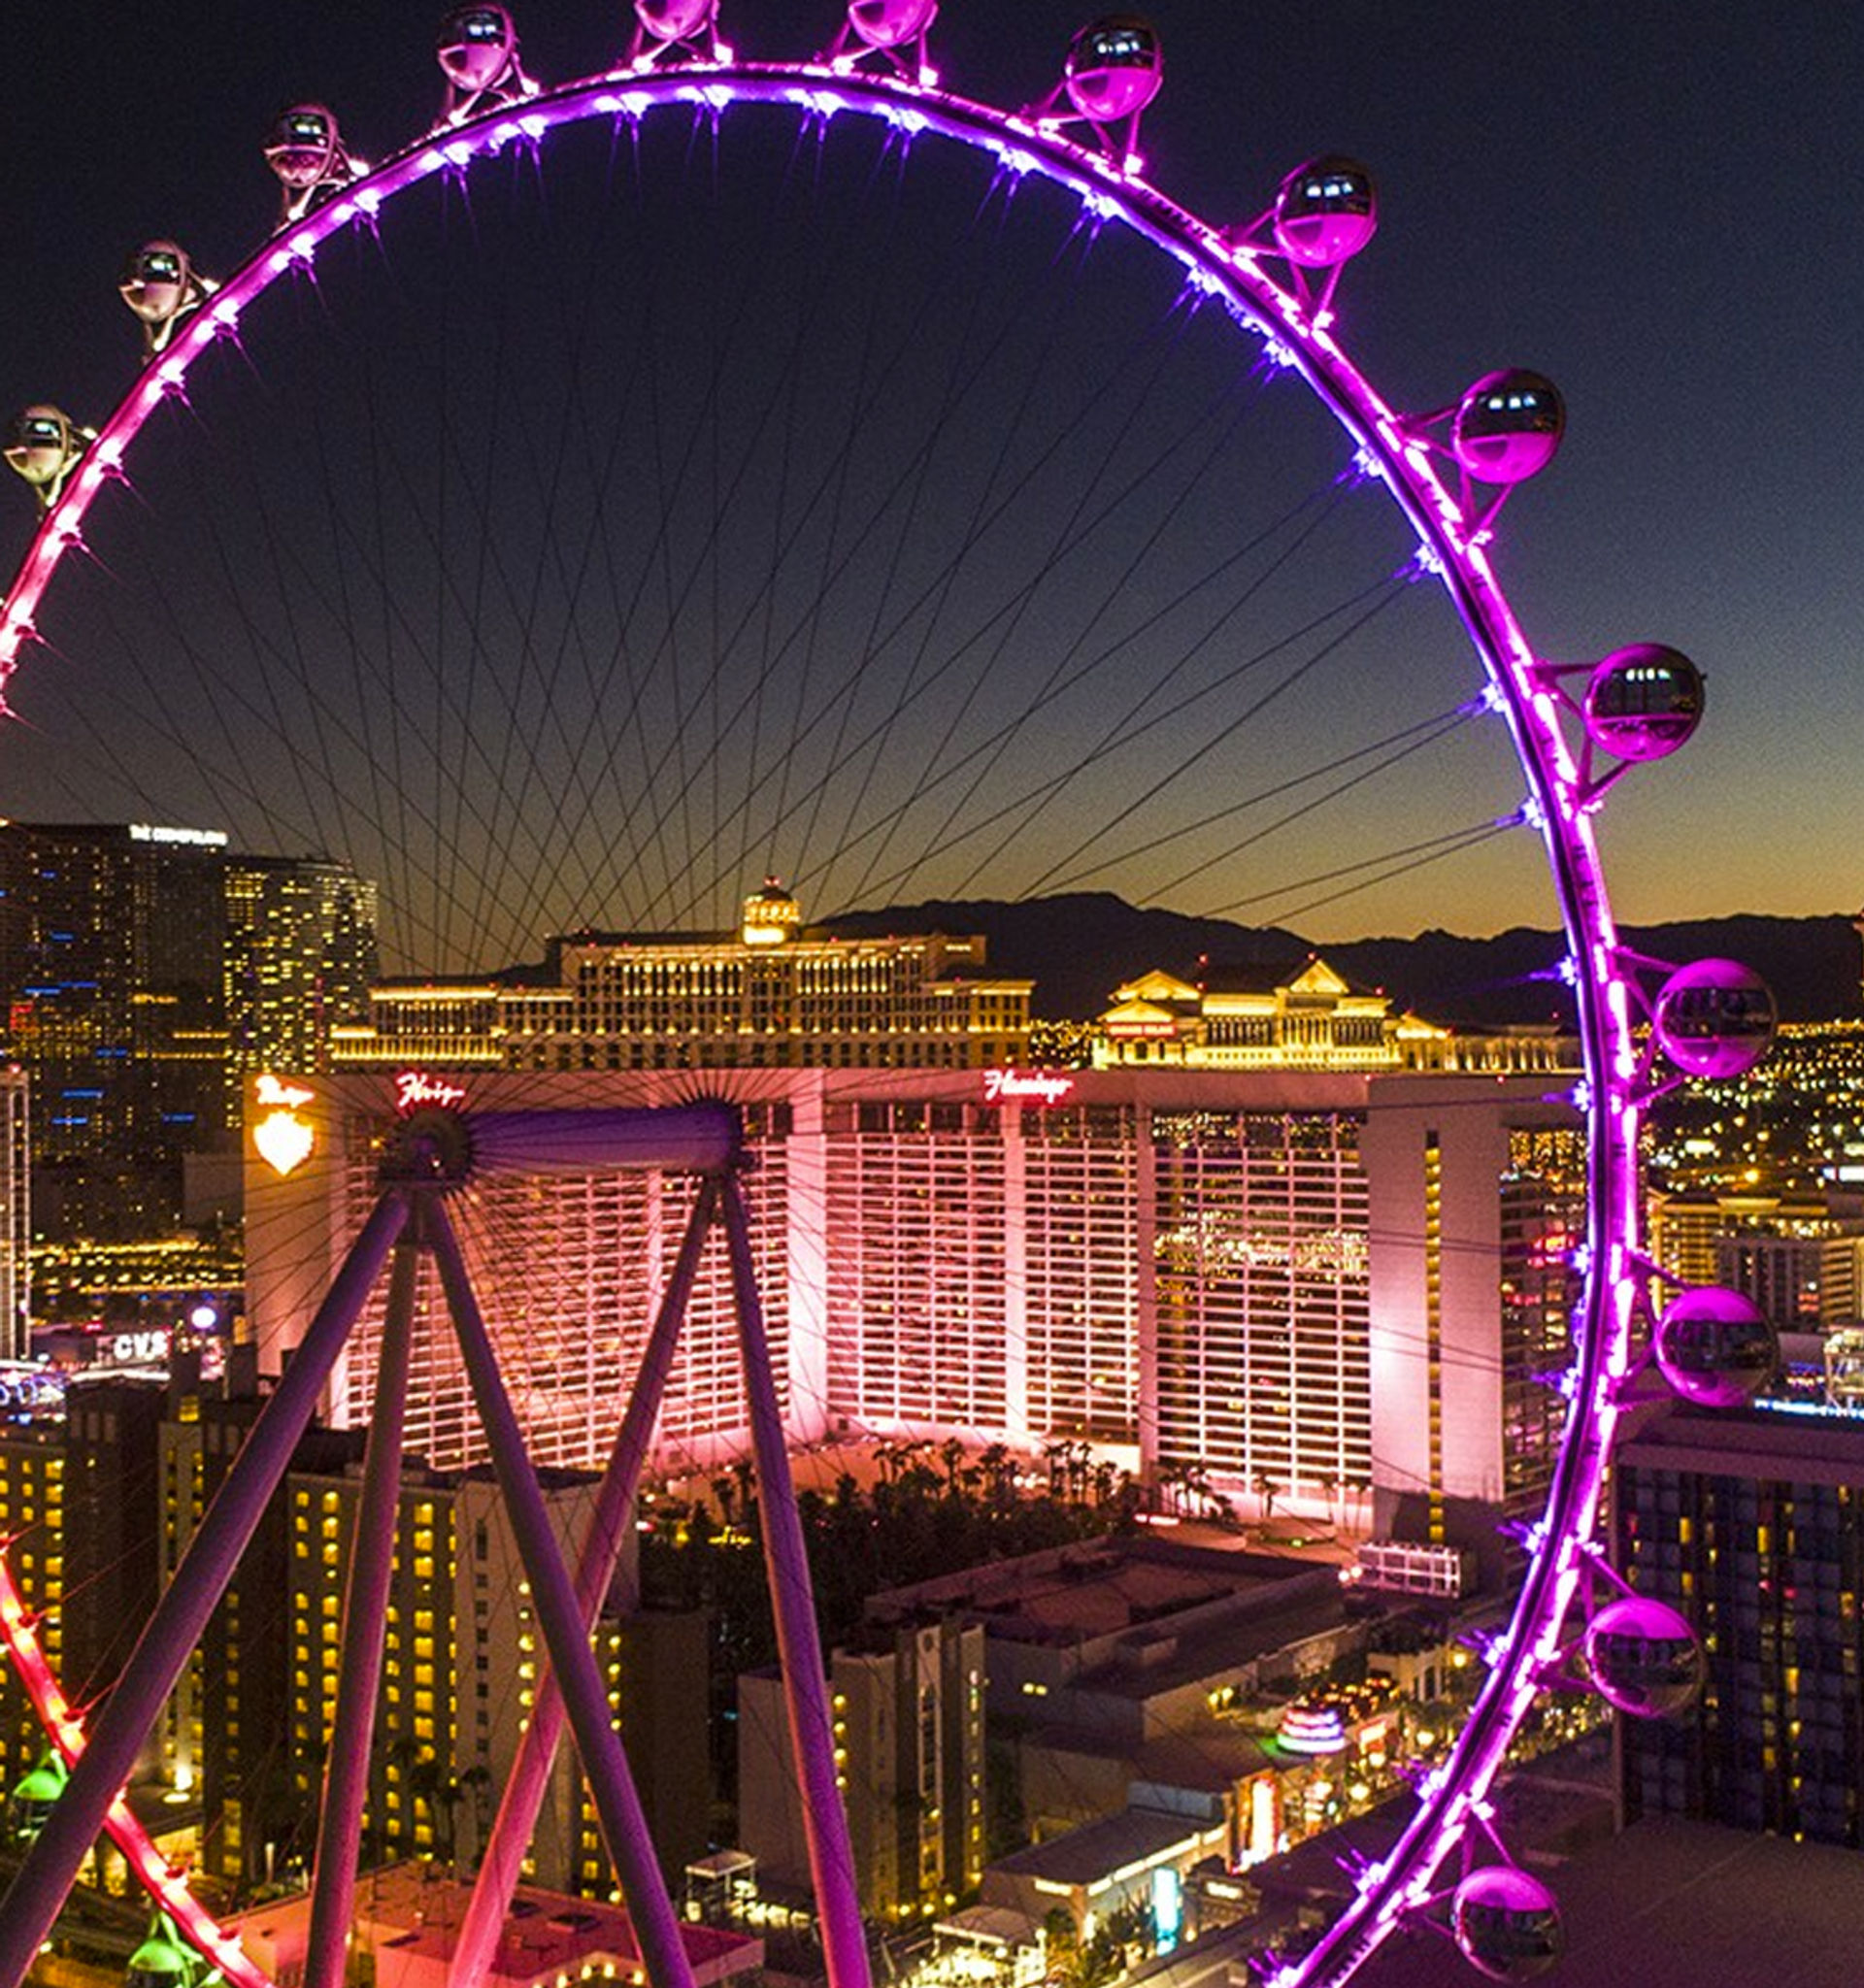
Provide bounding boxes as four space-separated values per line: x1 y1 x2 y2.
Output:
989 1806 1217 1887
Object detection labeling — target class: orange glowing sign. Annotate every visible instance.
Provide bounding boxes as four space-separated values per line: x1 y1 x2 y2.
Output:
253 1073 316 1177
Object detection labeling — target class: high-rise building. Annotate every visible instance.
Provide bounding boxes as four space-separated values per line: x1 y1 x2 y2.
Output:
1649 1190 1864 1329
1363 1082 1585 1575
0 1415 64 1800
0 1069 27 1359
1616 1404 1864 1847
246 1067 1575 1543
61 1375 167 1758
222 853 380 1109
740 1612 985 1922
159 1353 365 1887
0 822 376 1237
332 882 1032 1076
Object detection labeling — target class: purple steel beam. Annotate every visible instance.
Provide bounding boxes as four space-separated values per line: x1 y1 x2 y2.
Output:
466 1104 740 1177
448 1179 719 1988
0 1189 412 1988
305 1222 420 1988
721 1174 870 1988
424 1198 697 1988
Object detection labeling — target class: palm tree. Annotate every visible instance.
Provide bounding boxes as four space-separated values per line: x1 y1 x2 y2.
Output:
1251 1470 1282 1523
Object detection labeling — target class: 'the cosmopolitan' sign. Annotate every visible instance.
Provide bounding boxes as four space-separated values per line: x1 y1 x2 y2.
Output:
982 1069 1077 1107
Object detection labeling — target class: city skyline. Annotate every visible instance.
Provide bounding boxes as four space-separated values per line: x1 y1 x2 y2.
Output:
0 2 1855 956
0 17 1856 1980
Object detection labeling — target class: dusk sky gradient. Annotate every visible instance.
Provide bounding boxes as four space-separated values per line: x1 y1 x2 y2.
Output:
4 1 1860 952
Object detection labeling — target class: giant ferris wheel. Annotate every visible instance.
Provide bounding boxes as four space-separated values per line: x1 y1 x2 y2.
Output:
0 5 1781 1986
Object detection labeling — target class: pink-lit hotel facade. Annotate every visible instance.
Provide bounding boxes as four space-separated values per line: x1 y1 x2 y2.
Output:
246 1066 1578 1534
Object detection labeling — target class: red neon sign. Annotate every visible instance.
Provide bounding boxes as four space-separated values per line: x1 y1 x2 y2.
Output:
982 1068 1077 1107
394 1068 468 1114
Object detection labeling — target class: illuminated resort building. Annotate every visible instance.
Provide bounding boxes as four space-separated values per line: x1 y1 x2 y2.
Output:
1648 1189 1864 1331
740 1615 985 1922
0 1418 62 1801
331 883 1033 1076
150 1357 706 1898
0 821 376 1236
0 1068 26 1360
1616 1405 1864 1848
1365 1083 1583 1570
246 1066 1579 1566
1094 959 1571 1075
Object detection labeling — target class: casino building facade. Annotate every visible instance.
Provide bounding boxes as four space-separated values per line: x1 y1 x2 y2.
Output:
247 1064 1580 1550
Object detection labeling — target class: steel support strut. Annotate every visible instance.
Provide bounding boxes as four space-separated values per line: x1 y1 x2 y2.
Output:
0 1189 413 1988
722 1174 871 1988
426 1198 698 1988
449 1179 719 1988
305 1216 421 1988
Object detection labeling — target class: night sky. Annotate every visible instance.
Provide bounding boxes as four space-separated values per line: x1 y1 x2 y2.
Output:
3 2 1859 965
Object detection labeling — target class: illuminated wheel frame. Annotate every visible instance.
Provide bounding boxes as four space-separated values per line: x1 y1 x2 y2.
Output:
0 24 1727 1988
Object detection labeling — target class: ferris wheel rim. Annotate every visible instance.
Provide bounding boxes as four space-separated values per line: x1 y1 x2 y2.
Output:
0 47 1641 1988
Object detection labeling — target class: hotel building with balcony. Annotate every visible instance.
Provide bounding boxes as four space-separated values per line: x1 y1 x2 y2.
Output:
330 883 1034 1077
245 1059 1580 1576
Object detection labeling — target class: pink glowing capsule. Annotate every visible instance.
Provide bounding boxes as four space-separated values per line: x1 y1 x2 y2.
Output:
4 408 80 492
119 242 192 325
1581 643 1703 762
1451 368 1564 483
439 5 518 92
1273 156 1378 268
847 0 937 50
1654 958 1777 1080
1450 1865 1564 1981
265 105 344 187
1064 17 1162 124
1653 1285 1778 1408
635 0 716 42
1582 1594 1705 1717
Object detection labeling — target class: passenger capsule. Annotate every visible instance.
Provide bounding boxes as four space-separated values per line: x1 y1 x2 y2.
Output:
1273 156 1377 268
1451 369 1564 484
266 105 342 188
1064 17 1163 123
1450 1866 1564 1982
7 1752 66 1845
1654 1285 1779 1408
119 242 192 325
635 0 716 42
5 407 79 491
1582 1595 1705 1717
1582 643 1703 762
1654 958 1777 1080
125 1916 199 1988
439 5 517 91
846 0 938 48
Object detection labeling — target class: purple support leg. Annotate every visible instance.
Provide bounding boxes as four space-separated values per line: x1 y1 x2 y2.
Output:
449 1179 717 1988
425 1199 697 1988
0 1189 411 1988
721 1176 871 1988
305 1221 420 1988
